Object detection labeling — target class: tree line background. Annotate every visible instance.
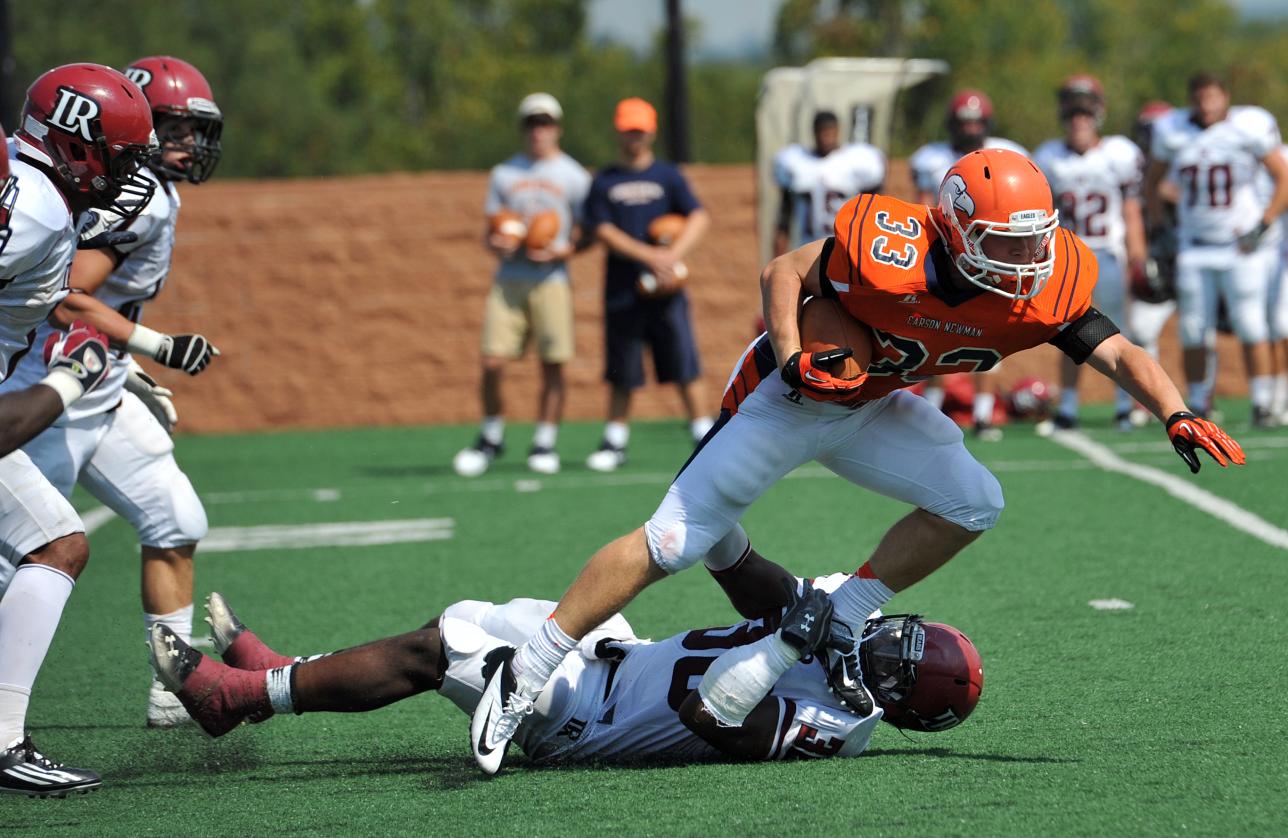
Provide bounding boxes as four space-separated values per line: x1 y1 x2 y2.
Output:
8 0 1288 178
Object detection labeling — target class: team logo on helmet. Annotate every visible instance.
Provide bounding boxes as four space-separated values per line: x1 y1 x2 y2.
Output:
48 87 101 143
124 67 153 90
941 173 975 217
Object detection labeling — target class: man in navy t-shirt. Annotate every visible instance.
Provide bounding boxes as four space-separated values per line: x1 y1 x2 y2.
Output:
582 97 714 472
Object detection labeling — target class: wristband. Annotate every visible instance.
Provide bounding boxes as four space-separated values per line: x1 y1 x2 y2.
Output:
125 324 167 357
39 369 85 409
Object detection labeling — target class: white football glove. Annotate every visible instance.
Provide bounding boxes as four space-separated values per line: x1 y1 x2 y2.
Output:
124 358 178 433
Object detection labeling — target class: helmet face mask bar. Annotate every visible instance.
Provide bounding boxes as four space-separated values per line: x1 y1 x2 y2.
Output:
949 209 1060 301
859 614 927 707
125 57 223 184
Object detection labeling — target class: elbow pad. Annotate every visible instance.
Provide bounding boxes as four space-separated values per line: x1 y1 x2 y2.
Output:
1048 307 1120 364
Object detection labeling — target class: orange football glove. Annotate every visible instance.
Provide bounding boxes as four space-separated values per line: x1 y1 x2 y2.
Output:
781 349 866 402
1166 411 1246 474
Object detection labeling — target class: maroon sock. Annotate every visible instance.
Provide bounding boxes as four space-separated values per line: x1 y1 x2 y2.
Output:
222 630 296 671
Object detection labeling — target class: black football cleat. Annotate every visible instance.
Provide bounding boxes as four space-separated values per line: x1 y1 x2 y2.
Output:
821 620 875 717
0 736 101 798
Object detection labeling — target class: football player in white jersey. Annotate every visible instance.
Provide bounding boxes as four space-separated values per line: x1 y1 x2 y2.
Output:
1145 72 1288 426
1256 146 1288 422
1035 76 1147 430
0 57 223 733
0 64 160 798
1129 101 1181 371
772 110 886 255
909 90 1028 439
149 541 982 764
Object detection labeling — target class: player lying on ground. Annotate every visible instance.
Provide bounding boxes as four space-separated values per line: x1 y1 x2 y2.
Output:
471 147 1247 774
149 546 982 763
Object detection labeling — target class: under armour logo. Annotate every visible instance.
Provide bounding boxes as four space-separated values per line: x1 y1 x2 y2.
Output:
124 67 153 90
800 614 815 630
899 293 920 304
48 87 100 142
941 173 975 217
557 717 587 741
783 390 803 405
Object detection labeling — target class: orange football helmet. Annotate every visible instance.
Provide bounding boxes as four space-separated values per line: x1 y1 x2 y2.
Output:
935 148 1059 300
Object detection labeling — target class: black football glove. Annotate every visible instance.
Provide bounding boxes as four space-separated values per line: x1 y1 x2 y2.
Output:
777 579 834 656
153 333 220 375
75 210 138 250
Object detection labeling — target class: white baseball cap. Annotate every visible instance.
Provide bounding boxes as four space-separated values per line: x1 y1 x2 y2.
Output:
518 92 563 122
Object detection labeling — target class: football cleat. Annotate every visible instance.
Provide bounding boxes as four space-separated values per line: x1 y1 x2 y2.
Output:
972 422 1003 443
470 646 535 775
1053 413 1079 431
585 441 626 472
205 592 293 670
453 437 504 477
149 625 270 738
0 735 101 798
526 446 561 475
146 678 194 728
821 620 875 717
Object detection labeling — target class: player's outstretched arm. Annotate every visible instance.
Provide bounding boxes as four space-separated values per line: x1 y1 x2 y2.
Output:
0 322 110 455
1086 333 1245 473
0 387 65 456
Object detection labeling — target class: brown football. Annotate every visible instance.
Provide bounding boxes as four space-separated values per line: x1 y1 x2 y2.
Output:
798 297 873 380
647 213 687 245
525 209 561 251
490 210 527 247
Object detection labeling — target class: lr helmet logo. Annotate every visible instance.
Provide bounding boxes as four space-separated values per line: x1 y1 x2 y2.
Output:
49 87 100 143
124 67 153 90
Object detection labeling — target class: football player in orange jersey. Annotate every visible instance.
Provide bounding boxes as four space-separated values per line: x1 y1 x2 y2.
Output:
470 148 1246 775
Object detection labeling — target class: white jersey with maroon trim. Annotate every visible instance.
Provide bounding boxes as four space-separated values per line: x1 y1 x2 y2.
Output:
1035 135 1142 254
908 137 1029 197
0 140 75 383
1151 105 1281 244
6 167 178 420
527 573 882 764
774 142 886 248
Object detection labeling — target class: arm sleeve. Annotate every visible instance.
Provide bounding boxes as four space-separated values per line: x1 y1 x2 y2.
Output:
1048 307 1121 364
767 697 877 760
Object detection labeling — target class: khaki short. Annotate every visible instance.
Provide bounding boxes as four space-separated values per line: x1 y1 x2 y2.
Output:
481 278 574 363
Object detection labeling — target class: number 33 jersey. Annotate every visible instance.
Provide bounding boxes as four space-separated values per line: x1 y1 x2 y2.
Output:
1033 135 1142 254
824 194 1099 401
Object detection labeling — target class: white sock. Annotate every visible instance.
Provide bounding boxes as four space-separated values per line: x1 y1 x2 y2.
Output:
1274 373 1288 414
0 564 75 745
690 416 715 442
481 416 504 446
1250 375 1274 410
1187 380 1213 414
1058 387 1079 419
830 574 895 628
511 617 577 696
145 604 194 644
532 422 558 450
604 421 630 450
973 392 996 425
923 385 945 410
698 633 799 727
266 665 297 714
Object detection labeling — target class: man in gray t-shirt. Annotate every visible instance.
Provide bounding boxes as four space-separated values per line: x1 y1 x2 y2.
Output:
453 93 592 478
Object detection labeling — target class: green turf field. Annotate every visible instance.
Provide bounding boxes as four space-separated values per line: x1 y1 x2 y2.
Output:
11 404 1288 835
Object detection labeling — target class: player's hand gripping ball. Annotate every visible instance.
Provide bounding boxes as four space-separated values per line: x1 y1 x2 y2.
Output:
489 210 527 252
782 297 872 403
524 209 561 255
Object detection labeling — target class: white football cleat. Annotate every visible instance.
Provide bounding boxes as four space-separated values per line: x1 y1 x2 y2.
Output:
204 591 246 656
146 679 194 728
453 437 503 478
526 447 560 475
585 443 626 472
470 647 535 775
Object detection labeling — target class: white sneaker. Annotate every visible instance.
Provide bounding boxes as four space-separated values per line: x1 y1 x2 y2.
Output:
585 443 626 472
146 679 194 728
470 647 534 775
526 447 560 475
1128 408 1150 428
453 437 503 477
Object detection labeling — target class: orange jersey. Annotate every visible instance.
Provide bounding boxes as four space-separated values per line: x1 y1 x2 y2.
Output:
824 194 1099 400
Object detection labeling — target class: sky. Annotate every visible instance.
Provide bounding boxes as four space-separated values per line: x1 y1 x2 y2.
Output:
586 0 1288 61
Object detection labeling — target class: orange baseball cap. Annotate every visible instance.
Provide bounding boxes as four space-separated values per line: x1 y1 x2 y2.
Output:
614 97 657 133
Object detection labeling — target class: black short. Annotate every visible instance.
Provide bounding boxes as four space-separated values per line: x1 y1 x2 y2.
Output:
604 293 702 389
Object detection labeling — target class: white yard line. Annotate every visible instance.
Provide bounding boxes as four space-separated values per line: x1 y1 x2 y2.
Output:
81 506 118 535
1049 430 1288 551
200 519 454 553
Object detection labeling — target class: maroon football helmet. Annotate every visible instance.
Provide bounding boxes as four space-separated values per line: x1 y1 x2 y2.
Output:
124 56 222 184
1059 74 1106 125
860 614 984 732
1007 376 1053 419
947 89 994 153
17 63 157 216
